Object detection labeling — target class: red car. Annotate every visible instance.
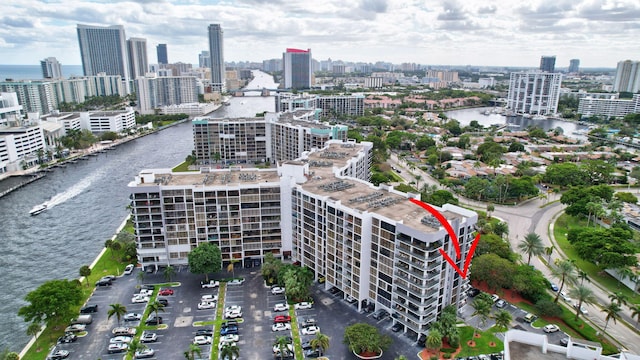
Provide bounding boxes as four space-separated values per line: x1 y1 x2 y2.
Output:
158 288 174 296
273 315 291 323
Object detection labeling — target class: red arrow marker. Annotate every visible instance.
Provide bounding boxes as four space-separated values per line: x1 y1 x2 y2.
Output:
409 198 480 279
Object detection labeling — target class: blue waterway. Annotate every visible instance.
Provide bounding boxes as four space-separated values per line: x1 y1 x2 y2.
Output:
0 64 84 81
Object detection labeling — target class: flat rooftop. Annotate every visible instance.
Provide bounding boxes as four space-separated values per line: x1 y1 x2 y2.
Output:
509 342 567 360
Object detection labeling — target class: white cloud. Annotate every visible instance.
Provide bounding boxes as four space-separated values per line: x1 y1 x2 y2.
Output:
0 0 637 67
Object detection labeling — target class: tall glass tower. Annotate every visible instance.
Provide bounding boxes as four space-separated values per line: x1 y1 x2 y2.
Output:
40 57 63 79
157 44 168 64
127 38 148 79
77 24 129 80
208 24 225 92
283 48 312 90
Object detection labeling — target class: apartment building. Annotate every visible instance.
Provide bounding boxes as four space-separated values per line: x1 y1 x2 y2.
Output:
80 108 136 133
0 123 46 172
0 80 58 115
507 71 563 115
275 92 365 118
129 139 476 343
578 94 640 119
135 74 199 115
0 92 23 125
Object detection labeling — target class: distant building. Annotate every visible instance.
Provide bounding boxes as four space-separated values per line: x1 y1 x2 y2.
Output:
0 92 23 125
365 77 383 89
478 77 495 88
425 70 459 83
208 24 225 92
568 59 580 73
262 58 282 73
613 60 640 93
80 108 136 133
135 74 199 115
0 122 46 172
0 80 58 115
275 92 365 118
507 71 562 115
539 55 556 72
156 44 168 64
77 24 129 82
199 51 210 68
578 94 640 119
40 57 63 79
283 48 312 90
127 37 149 79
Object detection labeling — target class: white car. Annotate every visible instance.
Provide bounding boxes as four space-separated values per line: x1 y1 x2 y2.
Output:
272 323 291 332
272 343 294 353
109 336 133 344
543 324 560 333
139 289 154 296
123 313 142 322
112 327 137 336
64 324 86 332
131 295 150 303
201 294 218 302
301 325 320 335
219 341 237 350
271 286 285 295
573 303 589 315
108 343 128 354
124 264 134 275
193 335 212 345
560 291 572 302
220 334 239 343
227 278 245 286
201 280 220 288
198 301 216 310
140 332 158 343
294 302 313 310
135 348 155 359
274 303 289 312
226 305 242 313
225 309 243 319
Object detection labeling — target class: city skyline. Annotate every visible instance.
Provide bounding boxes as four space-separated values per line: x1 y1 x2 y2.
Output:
0 0 638 68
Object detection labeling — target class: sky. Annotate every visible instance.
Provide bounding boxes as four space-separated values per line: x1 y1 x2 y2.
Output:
0 0 638 68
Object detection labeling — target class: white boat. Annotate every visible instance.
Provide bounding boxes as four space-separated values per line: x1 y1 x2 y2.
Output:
29 204 47 216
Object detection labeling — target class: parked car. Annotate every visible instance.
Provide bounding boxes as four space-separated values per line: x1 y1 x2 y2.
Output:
225 305 242 312
158 288 174 296
550 283 559 292
140 284 155 290
274 315 291 323
95 278 112 287
57 333 77 344
573 303 588 315
140 332 158 342
145 315 163 325
391 323 404 332
559 291 572 302
294 301 313 310
301 325 320 335
71 314 93 324
372 309 389 320
560 337 569 347
274 303 289 312
467 288 480 297
201 294 218 302
131 295 150 303
304 348 323 358
221 320 238 328
227 278 245 286
272 323 291 332
225 309 243 319
272 343 294 353
198 301 216 310
220 325 239 336
220 334 239 343
80 304 98 313
271 286 285 295
108 343 128 354
100 275 116 282
124 264 135 275
139 289 153 296
523 313 537 323
495 300 507 309
195 329 213 336
300 318 317 327
201 280 220 288
112 327 137 336
193 335 212 345
490 294 500 302
64 324 86 333
301 341 312 350
110 336 133 344
346 295 357 303
543 324 560 333
47 349 70 360
157 298 169 306
135 349 155 359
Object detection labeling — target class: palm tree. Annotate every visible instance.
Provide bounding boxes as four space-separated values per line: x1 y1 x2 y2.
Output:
274 335 291 360
148 301 166 320
492 222 509 239
471 297 492 337
79 265 91 287
108 303 127 326
631 304 640 327
544 246 554 264
493 310 513 332
127 339 146 358
552 259 576 303
585 201 601 227
426 329 443 354
164 265 176 282
310 332 330 355
569 285 597 321
137 270 145 284
517 232 544 265
608 291 629 307
617 267 636 288
220 342 240 360
602 302 622 333
486 204 495 219
577 270 590 285
183 343 202 360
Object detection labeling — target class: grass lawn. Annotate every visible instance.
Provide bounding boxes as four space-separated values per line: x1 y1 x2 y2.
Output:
209 283 226 360
456 326 503 357
172 161 197 172
553 214 640 304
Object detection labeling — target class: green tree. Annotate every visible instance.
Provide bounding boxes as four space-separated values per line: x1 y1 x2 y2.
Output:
164 265 176 282
486 204 495 218
469 253 515 291
602 302 622 333
261 252 282 285
26 322 41 339
344 323 392 355
471 297 492 337
631 304 640 326
493 310 512 332
518 232 544 265
18 279 83 331
219 342 240 360
183 343 202 360
577 270 590 285
79 265 92 287
188 242 222 281
148 301 166 320
137 271 145 284
127 339 146 358
310 332 330 355
608 291 629 307
426 329 443 353
492 222 509 239
3 352 19 360
552 259 576 303
274 335 292 359
108 303 127 326
569 285 597 321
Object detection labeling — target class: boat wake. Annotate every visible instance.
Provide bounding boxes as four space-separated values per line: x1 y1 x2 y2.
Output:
44 169 104 209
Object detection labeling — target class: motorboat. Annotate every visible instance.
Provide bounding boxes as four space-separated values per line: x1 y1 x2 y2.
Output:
29 204 47 216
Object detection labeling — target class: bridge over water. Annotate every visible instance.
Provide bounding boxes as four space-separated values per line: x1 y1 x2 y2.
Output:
229 88 291 97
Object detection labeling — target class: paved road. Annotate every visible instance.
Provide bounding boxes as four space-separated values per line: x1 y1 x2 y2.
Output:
390 153 640 355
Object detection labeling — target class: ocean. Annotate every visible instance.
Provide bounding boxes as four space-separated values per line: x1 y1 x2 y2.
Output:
0 64 84 81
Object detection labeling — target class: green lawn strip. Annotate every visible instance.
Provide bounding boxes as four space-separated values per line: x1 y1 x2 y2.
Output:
172 161 197 172
456 326 503 357
554 214 640 304
289 307 303 359
210 283 226 360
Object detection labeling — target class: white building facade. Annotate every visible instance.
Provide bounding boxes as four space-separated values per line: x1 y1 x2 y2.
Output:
507 71 563 115
135 74 199 114
578 94 640 119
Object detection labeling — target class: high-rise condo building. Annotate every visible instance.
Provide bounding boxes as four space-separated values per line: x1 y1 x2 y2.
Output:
568 59 580 74
40 57 63 79
283 48 312 90
127 38 149 79
208 24 225 92
77 24 129 81
506 71 562 115
539 55 556 72
199 51 211 68
135 74 199 114
157 44 168 64
613 60 640 93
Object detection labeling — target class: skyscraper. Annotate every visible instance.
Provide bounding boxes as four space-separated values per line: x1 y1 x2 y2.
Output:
506 71 562 115
207 24 225 92
127 38 149 79
40 57 63 79
539 55 556 72
613 60 640 93
283 48 312 90
199 51 211 68
157 44 168 64
568 59 580 74
77 24 129 80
